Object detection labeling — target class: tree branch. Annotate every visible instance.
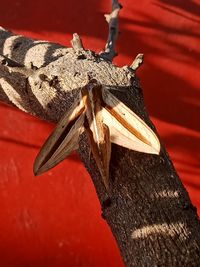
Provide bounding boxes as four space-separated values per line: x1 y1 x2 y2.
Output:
0 27 200 267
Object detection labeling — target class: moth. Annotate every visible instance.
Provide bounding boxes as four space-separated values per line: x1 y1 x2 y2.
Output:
34 79 160 189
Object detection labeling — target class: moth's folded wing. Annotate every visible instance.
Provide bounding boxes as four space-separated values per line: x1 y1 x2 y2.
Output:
34 96 85 175
100 124 111 189
102 88 160 154
84 121 111 190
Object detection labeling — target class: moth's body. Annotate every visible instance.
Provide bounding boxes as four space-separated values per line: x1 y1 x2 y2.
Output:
82 84 111 188
34 79 160 190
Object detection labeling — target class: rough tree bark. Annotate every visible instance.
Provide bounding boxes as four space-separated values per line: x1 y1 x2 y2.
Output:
0 6 200 267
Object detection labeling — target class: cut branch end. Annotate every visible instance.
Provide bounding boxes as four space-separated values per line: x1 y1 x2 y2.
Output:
71 33 84 51
130 54 144 71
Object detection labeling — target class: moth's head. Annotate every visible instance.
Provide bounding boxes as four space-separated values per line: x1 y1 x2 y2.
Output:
87 78 99 90
80 78 103 106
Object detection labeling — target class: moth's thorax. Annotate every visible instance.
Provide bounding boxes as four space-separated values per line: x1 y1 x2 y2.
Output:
80 81 105 145
81 81 103 114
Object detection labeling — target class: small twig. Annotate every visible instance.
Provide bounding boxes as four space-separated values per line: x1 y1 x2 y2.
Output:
0 54 24 68
100 0 122 62
0 54 34 76
130 54 144 71
71 33 84 51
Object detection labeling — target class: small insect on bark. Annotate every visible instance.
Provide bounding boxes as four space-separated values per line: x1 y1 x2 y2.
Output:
34 79 160 189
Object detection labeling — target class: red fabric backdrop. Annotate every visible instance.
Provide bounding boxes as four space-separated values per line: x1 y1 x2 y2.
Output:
0 0 199 266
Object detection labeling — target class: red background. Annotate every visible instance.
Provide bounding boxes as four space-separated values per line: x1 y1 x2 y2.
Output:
0 0 199 266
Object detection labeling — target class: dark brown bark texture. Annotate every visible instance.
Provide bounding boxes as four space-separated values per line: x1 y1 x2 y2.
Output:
0 27 200 267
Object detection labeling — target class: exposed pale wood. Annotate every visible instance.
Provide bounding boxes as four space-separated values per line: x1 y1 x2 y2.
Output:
71 33 84 51
130 54 144 71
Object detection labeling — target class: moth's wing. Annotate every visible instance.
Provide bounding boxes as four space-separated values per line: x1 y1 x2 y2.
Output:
34 112 85 175
34 95 85 175
100 124 111 189
84 121 111 190
102 88 160 154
